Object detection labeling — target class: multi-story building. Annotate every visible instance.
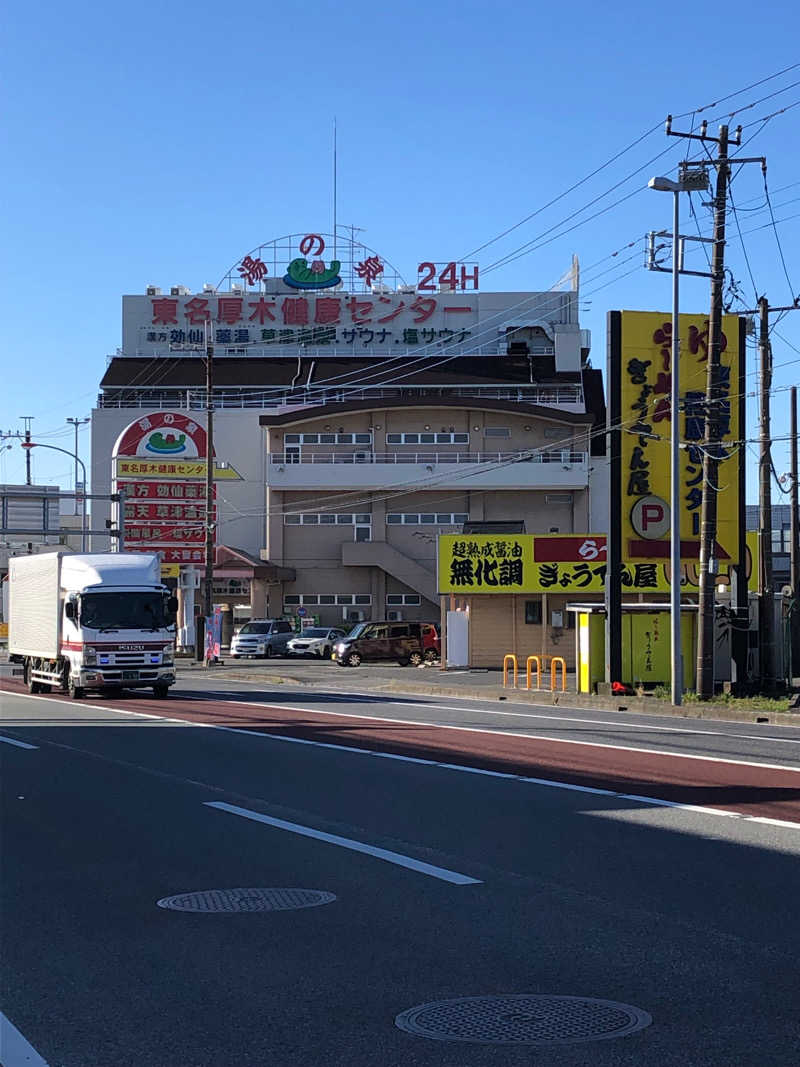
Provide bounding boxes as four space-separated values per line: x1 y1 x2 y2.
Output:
91 233 606 633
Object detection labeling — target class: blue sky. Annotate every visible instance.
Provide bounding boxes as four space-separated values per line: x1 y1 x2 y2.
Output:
3 1 800 504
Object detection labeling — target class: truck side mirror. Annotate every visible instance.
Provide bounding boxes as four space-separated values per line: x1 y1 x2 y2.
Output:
65 601 76 620
167 596 179 614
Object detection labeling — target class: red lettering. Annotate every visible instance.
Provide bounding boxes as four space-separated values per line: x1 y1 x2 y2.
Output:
438 262 457 291
642 504 664 531
417 262 436 291
460 264 479 290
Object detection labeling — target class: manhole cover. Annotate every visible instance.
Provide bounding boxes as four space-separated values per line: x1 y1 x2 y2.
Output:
156 888 336 913
395 995 651 1046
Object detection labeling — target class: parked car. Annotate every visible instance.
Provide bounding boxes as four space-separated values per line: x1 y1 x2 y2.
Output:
420 622 441 663
230 619 294 658
286 627 346 658
332 621 437 667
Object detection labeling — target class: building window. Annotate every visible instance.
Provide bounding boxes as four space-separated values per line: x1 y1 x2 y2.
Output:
387 512 468 526
387 594 421 606
387 432 468 445
484 427 511 438
284 594 372 608
524 601 542 625
285 513 372 526
281 432 373 446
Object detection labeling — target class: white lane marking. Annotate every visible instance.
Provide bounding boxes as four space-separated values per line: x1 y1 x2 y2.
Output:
6 688 800 832
388 701 800 746
195 695 800 776
200 681 800 744
204 800 482 885
0 734 38 749
0 1011 51 1066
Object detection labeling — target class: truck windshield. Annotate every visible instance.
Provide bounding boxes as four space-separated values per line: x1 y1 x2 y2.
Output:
80 592 170 631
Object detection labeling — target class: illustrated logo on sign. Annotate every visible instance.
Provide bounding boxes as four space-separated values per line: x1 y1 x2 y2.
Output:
283 234 342 290
630 496 670 540
145 431 188 455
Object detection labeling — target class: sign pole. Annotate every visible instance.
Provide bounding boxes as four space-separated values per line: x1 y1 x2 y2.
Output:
204 319 215 661
670 190 682 705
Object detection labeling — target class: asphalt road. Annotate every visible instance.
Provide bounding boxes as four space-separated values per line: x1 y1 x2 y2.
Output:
3 667 800 1065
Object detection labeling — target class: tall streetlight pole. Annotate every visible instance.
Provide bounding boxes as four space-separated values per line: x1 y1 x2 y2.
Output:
66 417 90 516
648 167 709 704
21 441 87 551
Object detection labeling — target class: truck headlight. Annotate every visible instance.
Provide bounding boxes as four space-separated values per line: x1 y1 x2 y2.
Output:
84 646 97 666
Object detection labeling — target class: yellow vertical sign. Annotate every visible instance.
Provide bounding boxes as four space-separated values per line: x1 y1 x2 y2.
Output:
619 311 741 562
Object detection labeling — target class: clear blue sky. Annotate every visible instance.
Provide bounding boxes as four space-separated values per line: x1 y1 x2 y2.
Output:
3 1 800 505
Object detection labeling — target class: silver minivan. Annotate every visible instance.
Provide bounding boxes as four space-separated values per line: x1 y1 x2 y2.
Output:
230 619 294 658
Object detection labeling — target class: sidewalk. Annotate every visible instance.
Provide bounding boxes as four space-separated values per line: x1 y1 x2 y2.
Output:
177 656 800 727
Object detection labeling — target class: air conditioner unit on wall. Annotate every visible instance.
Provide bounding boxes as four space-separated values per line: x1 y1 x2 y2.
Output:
387 610 404 622
343 608 366 622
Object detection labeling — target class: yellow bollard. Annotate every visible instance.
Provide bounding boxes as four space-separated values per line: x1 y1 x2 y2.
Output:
525 655 542 690
503 654 518 689
550 656 566 692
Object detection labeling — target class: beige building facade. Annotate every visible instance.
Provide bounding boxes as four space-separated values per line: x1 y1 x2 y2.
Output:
259 398 595 629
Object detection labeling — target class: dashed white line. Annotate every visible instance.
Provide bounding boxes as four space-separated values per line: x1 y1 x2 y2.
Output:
0 734 38 749
204 801 482 885
0 1011 50 1066
6 688 800 832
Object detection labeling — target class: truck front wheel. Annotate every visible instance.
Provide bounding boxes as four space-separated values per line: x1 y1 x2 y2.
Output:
152 684 170 699
68 677 84 700
25 662 41 694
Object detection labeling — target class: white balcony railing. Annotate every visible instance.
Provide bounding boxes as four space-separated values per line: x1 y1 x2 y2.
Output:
269 450 587 466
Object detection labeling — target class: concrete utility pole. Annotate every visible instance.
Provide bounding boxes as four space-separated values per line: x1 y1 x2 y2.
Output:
757 297 775 687
20 417 34 485
204 317 215 622
694 124 730 700
664 116 768 698
791 387 799 681
742 296 800 688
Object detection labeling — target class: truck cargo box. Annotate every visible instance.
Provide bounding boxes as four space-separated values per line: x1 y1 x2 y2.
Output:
8 552 63 659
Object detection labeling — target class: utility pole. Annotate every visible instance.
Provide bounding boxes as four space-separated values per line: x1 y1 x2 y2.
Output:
664 116 767 698
21 416 34 553
742 297 799 688
695 124 730 700
204 317 215 653
20 417 34 485
757 297 775 687
791 387 799 682
66 417 90 515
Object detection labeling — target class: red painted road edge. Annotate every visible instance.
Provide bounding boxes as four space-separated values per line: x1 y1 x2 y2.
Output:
4 679 800 823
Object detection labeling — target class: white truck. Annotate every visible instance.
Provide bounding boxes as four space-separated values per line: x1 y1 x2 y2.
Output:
8 552 178 700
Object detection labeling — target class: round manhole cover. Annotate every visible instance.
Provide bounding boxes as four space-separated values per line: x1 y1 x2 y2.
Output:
156 888 336 913
395 995 652 1046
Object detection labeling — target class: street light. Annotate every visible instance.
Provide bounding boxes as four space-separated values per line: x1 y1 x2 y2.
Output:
20 441 88 552
648 169 709 705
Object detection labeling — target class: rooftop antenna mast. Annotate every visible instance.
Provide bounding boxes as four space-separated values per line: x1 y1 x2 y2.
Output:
333 118 337 262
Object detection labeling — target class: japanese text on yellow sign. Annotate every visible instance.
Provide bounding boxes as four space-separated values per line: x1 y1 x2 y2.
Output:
115 459 241 479
619 311 741 561
437 534 756 594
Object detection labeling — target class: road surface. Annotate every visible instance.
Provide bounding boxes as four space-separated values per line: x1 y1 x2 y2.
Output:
2 667 800 1065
